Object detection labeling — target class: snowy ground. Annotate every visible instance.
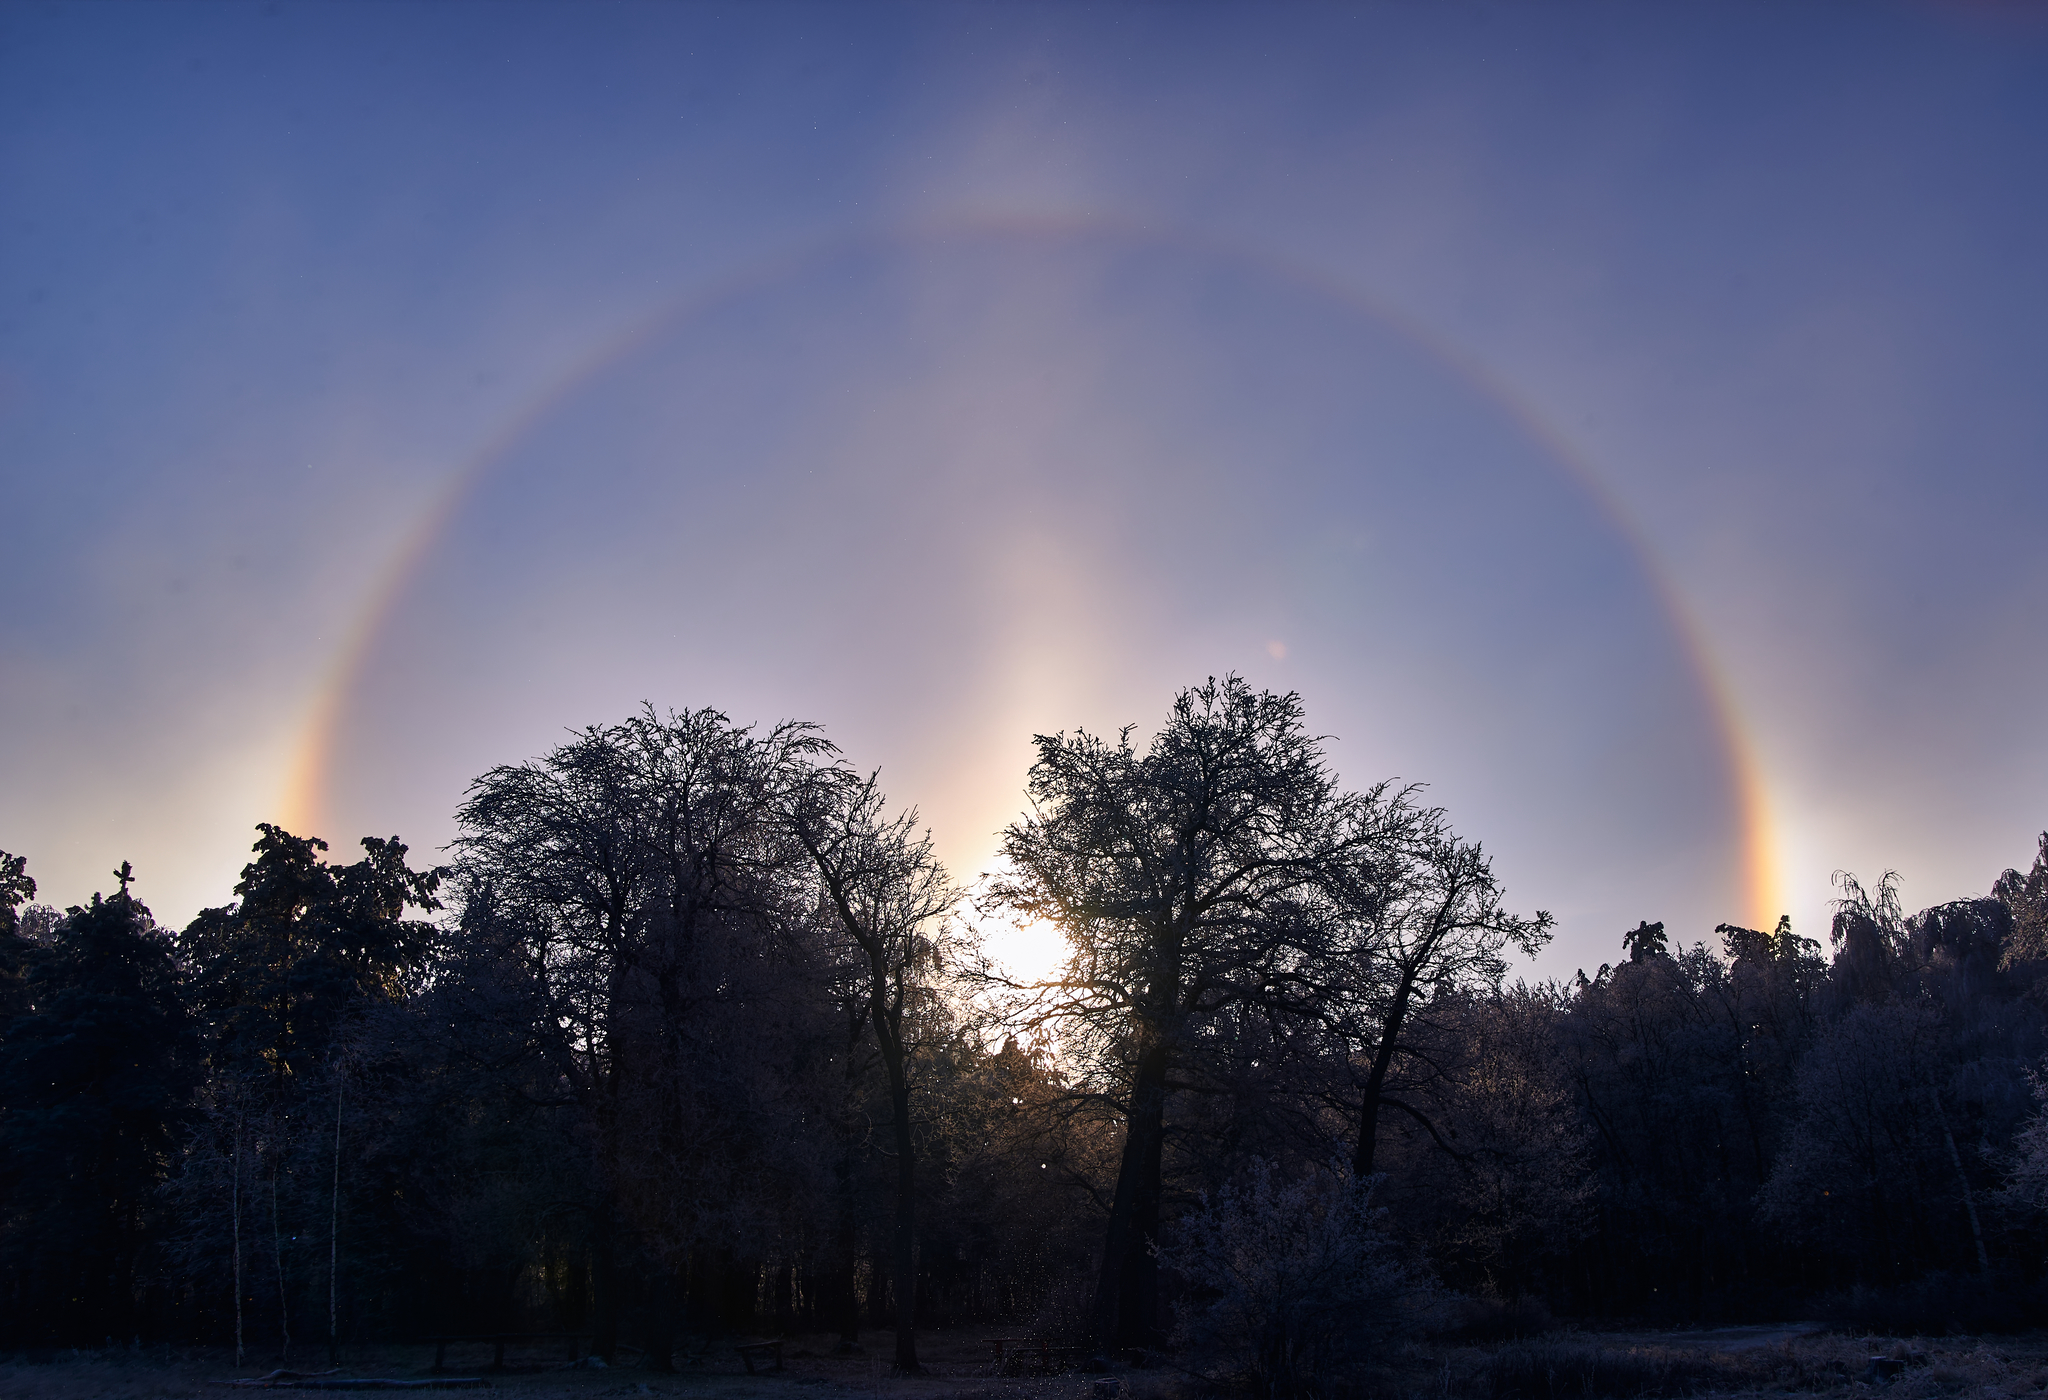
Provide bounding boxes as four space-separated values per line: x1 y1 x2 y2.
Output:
5 1327 2046 1400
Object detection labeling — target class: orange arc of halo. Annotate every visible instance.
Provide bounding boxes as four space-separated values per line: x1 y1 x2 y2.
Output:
278 211 1784 929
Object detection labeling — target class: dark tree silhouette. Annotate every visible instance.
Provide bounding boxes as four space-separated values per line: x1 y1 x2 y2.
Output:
989 677 1379 1349
15 690 2048 1353
1623 920 1669 962
1995 832 2048 968
449 707 829 1366
784 765 959 1373
1341 798 1550 1176
181 826 442 1096
0 864 198 1346
173 826 443 1360
0 849 34 1023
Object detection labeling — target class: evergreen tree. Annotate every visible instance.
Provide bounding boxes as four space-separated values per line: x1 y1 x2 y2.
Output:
0 864 198 1345
0 849 35 1023
172 827 443 1360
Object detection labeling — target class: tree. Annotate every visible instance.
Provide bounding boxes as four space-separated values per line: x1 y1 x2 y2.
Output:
2004 1061 2048 1214
0 849 34 1022
1760 1001 1960 1281
1623 921 1669 962
784 765 960 1372
989 677 1377 1348
174 826 443 1360
1369 986 1592 1299
448 706 830 1365
0 864 198 1346
1166 1162 1419 1400
1827 868 1910 1006
1994 833 2048 969
1339 796 1550 1175
1558 927 1825 1314
909 1030 1106 1331
0 849 32 935
181 825 442 1097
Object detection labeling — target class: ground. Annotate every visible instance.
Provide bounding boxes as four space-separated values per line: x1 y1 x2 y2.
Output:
4 1328 2047 1400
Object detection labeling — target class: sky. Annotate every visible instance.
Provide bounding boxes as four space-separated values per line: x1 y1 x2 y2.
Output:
3 0 2045 984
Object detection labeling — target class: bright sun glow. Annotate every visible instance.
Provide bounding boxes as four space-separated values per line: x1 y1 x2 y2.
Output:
983 914 1071 988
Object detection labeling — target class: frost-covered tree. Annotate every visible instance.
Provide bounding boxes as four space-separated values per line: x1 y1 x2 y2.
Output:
1167 1162 1422 1400
989 677 1384 1347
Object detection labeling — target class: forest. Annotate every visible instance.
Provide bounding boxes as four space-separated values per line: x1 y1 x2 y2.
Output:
3 677 2046 1386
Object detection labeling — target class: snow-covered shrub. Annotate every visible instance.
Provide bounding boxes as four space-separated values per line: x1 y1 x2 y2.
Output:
2005 1061 2048 1214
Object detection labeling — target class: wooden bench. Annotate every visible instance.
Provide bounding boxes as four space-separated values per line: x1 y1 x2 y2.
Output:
735 1341 783 1375
424 1334 584 1372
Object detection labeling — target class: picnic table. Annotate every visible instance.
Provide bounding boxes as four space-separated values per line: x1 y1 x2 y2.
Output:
735 1340 784 1375
423 1333 585 1372
985 1337 1085 1376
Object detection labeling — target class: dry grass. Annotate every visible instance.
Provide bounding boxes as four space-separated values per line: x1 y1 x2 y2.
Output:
1417 1331 2048 1400
0 1347 214 1400
0 1332 1113 1400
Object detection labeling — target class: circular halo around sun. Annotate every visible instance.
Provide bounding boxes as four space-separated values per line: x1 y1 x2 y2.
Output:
314 224 1745 977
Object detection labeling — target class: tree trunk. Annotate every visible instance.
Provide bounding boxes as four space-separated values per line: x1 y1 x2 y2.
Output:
1932 1089 1991 1273
646 1266 677 1373
590 1213 619 1363
270 1164 291 1363
772 1261 794 1333
1353 972 1419 1176
329 1068 344 1364
832 1150 862 1352
1089 1039 1169 1350
232 1111 245 1367
878 1028 920 1373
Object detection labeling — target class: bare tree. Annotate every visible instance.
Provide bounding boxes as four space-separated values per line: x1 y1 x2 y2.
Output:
449 706 827 1364
987 677 1378 1349
784 766 960 1373
1337 795 1551 1175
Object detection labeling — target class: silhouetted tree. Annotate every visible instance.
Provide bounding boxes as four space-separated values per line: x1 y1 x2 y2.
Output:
911 1030 1105 1329
784 764 960 1372
449 707 833 1365
1760 1001 1959 1281
0 849 34 1023
172 826 443 1359
989 677 1380 1348
181 825 442 1096
0 864 198 1346
2005 1063 2048 1215
1623 920 1668 962
1995 833 2048 970
1828 868 1911 1006
1372 986 1592 1298
1166 1162 1420 1400
1713 915 1797 968
1340 797 1550 1175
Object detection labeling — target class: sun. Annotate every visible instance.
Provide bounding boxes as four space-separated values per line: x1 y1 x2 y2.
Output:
985 914 1072 987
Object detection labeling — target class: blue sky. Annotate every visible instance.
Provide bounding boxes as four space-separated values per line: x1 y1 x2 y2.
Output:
4 1 2044 981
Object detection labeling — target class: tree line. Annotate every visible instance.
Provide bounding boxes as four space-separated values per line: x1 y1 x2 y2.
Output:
3 676 2047 1370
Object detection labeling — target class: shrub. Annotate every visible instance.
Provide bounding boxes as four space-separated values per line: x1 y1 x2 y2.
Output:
1164 1162 1427 1400
1434 1296 1554 1344
1814 1270 2048 1335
